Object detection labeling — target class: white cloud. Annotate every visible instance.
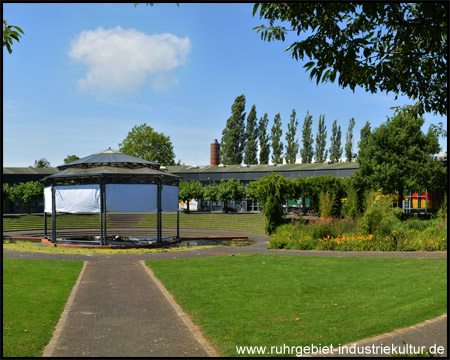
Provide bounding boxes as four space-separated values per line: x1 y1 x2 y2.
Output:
69 27 191 95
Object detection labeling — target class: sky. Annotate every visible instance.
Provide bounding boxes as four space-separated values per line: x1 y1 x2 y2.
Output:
3 2 447 168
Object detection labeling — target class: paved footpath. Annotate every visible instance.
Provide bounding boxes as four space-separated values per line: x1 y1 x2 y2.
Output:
3 229 447 357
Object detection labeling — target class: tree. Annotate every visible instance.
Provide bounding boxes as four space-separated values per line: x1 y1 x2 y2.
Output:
33 158 51 168
64 155 80 164
357 105 447 208
300 111 314 164
357 121 371 160
119 123 176 165
258 113 271 164
220 94 246 164
253 3 448 116
178 181 203 212
345 117 356 162
3 20 24 54
270 113 283 164
10 181 44 214
243 105 259 165
314 114 327 163
284 109 299 164
329 119 342 162
217 179 245 212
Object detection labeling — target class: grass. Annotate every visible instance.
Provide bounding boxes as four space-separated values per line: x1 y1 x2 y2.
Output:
3 214 105 231
3 212 266 234
145 254 447 357
3 240 215 254
138 213 265 234
3 258 83 357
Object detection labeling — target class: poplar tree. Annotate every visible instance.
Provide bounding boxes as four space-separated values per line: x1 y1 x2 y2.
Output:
220 94 246 164
300 111 314 163
284 109 299 164
314 114 327 163
243 105 258 165
345 117 356 162
271 113 283 164
357 121 371 160
329 119 342 162
258 113 271 164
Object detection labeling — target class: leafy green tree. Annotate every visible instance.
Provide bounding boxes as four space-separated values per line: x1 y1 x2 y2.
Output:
300 111 314 163
243 105 258 165
63 155 80 164
284 109 299 164
253 3 447 116
220 94 246 164
217 179 245 212
203 182 219 202
255 173 293 234
245 180 259 201
329 119 342 162
33 158 51 168
357 105 447 208
270 113 283 164
258 113 271 164
178 181 204 212
10 181 44 214
357 121 371 160
314 114 327 163
119 123 176 165
345 117 356 162
3 20 24 54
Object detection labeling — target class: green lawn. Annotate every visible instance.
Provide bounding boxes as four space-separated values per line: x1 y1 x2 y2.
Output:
146 254 447 357
3 212 266 234
3 258 83 357
139 213 265 234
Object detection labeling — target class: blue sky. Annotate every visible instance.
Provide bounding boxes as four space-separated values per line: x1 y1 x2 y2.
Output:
3 3 447 167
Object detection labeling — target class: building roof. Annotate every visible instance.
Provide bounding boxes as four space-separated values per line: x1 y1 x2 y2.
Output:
57 148 160 170
3 167 58 175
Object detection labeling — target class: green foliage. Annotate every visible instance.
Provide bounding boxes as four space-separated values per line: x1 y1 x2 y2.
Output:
216 178 245 205
300 111 314 163
243 105 258 165
253 3 447 116
357 121 371 160
435 193 447 221
220 94 246 164
119 123 176 165
341 183 360 219
3 20 24 54
63 155 80 164
318 191 332 218
33 158 51 168
314 114 327 163
3 182 12 201
178 180 204 212
270 113 283 164
345 117 355 162
329 119 342 162
203 182 219 202
245 180 259 200
284 109 299 164
258 113 271 164
255 173 293 233
357 105 447 206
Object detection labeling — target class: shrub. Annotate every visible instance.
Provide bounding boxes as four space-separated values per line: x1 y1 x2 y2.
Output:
318 191 333 218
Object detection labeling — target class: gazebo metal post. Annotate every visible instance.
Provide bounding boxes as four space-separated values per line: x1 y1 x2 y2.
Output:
100 180 104 246
103 186 107 244
44 211 47 238
51 182 56 243
157 178 162 242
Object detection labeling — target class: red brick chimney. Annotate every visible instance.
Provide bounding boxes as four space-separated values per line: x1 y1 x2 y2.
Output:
210 139 220 166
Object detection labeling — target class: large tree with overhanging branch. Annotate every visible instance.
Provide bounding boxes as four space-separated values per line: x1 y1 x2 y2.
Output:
253 2 448 116
357 104 447 208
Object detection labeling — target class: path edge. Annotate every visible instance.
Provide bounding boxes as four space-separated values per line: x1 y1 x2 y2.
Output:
140 260 219 357
41 261 88 357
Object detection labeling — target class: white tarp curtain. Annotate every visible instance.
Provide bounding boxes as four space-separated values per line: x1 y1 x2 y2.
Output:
45 183 179 214
105 184 158 212
162 185 179 212
44 185 101 213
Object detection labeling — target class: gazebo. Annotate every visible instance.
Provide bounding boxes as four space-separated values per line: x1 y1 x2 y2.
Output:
41 148 179 245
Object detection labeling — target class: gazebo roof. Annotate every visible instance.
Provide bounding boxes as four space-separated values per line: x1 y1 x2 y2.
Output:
57 148 160 171
42 149 178 185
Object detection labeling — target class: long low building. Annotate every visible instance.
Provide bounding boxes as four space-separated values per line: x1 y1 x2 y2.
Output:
3 162 359 186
